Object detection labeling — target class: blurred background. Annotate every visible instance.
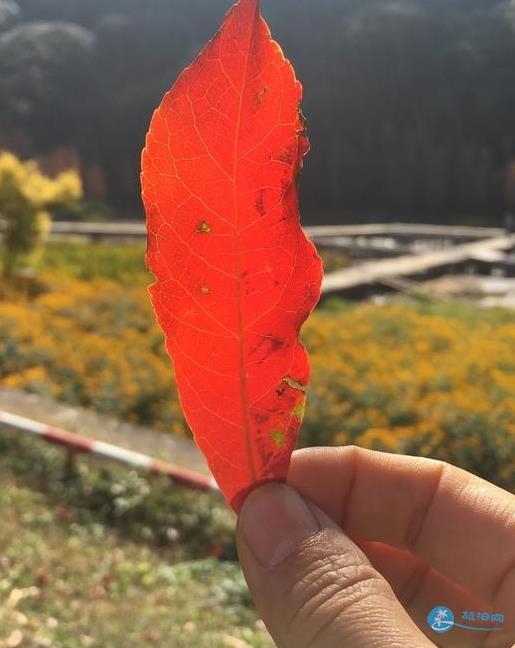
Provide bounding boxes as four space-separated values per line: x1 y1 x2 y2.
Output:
0 1 514 647
1 0 515 222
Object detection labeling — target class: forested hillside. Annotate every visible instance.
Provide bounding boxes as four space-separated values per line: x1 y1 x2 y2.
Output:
1 0 514 224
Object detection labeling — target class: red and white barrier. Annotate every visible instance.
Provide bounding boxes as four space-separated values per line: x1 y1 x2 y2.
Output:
0 409 221 496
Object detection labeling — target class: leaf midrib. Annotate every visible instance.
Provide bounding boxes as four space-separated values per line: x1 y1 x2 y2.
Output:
233 1 260 485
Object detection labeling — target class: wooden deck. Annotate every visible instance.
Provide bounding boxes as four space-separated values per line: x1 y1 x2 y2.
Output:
322 236 514 294
304 222 503 240
4 218 511 296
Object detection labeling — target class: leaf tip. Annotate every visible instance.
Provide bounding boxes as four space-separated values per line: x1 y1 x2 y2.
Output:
233 0 261 22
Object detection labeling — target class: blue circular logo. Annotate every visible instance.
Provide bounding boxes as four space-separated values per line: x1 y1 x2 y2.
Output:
427 606 455 633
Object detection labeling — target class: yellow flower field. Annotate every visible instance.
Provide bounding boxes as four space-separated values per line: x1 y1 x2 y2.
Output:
305 304 515 490
1 268 514 491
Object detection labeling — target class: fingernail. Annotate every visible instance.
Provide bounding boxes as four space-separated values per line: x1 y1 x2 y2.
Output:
238 483 320 568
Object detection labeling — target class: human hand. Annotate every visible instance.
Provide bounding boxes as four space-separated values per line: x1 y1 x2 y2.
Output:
236 446 515 647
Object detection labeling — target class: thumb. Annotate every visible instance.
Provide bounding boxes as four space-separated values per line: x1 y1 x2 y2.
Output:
236 483 434 648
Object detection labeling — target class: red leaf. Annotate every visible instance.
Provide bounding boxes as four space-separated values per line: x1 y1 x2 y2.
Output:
141 0 323 511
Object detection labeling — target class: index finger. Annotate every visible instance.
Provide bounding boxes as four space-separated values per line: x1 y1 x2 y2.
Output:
287 446 515 613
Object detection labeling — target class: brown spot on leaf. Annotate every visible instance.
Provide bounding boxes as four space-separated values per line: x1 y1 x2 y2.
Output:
299 108 308 132
257 86 267 104
198 220 211 233
250 335 286 358
276 384 287 397
269 429 286 448
276 144 296 165
282 376 306 393
255 189 266 216
267 337 285 353
292 398 306 421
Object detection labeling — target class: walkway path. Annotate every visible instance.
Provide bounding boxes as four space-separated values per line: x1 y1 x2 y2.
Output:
0 388 209 474
323 235 514 294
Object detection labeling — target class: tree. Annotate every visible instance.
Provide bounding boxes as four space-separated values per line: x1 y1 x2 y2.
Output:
0 151 82 276
2 0 515 223
505 160 515 210
0 21 96 152
0 0 19 29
